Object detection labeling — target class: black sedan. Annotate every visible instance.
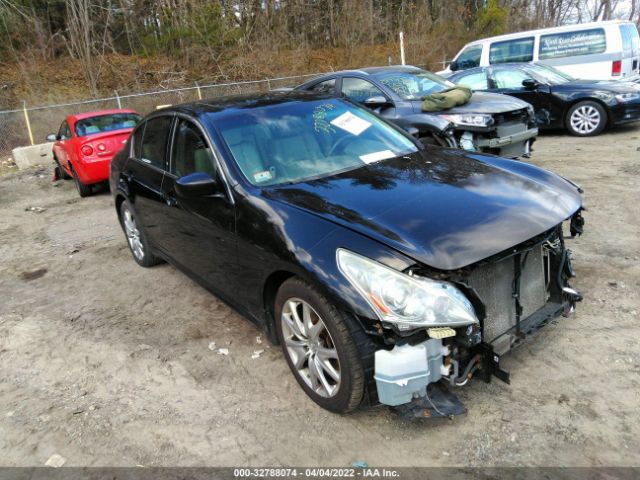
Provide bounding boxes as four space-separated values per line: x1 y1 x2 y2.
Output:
449 62 640 136
110 92 584 416
295 66 538 158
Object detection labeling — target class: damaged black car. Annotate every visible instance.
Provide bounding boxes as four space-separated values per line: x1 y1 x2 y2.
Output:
110 92 584 416
295 65 539 158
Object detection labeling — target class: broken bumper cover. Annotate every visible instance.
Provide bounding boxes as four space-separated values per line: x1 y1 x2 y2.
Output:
476 126 539 149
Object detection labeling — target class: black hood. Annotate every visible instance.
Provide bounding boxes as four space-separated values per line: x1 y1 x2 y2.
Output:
411 91 530 115
264 149 582 271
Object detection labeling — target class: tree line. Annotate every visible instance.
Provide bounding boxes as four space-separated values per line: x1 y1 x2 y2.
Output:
0 0 638 98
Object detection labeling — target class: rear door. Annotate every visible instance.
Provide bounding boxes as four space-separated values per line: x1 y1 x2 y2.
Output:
124 114 173 247
160 116 237 296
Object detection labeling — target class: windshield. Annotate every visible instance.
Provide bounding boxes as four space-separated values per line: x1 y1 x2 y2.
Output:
215 98 418 187
374 70 454 100
75 113 141 137
528 64 575 84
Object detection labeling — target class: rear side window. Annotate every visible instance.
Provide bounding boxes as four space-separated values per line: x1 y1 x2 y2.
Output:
539 28 606 60
455 71 489 90
310 79 336 93
489 38 534 64
132 124 145 158
140 116 173 169
455 45 483 69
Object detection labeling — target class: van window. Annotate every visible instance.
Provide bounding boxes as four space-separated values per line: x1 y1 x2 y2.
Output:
626 25 640 55
455 45 483 70
539 28 606 60
489 38 534 64
621 25 632 52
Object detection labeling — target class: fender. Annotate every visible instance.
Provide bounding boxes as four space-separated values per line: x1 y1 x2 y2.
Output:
391 114 456 147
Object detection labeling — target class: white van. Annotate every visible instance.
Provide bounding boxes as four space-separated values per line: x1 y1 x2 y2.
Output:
440 21 640 81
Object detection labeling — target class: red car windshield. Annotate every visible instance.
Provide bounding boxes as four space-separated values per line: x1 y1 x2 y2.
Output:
74 113 141 137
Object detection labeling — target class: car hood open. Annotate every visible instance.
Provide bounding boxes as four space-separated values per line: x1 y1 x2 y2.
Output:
264 149 582 270
411 91 530 115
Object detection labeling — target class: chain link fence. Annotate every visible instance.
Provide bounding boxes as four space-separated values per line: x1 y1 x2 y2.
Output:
0 72 322 161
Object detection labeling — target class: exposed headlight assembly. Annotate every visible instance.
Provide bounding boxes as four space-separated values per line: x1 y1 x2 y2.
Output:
337 249 478 329
439 113 494 127
615 92 640 102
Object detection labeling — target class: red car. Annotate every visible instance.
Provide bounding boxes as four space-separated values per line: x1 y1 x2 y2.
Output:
48 109 141 197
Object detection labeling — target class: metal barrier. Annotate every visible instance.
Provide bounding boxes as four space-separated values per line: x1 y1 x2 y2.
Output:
0 72 322 160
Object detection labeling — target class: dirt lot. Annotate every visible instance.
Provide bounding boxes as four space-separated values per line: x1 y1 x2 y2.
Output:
0 126 639 468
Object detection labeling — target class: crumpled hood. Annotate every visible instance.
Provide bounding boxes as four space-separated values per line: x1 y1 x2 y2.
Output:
412 91 531 115
264 148 582 270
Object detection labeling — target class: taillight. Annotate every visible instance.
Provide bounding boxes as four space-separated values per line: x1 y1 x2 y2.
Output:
96 143 106 152
81 145 93 156
612 60 621 76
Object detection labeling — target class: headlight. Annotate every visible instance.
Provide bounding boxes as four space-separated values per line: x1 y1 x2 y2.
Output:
336 249 478 329
615 92 640 102
439 113 493 127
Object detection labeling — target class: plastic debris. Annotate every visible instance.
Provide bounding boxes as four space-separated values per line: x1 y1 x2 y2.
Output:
217 348 229 356
351 461 368 469
256 335 262 344
251 349 265 359
208 342 216 351
25 206 46 213
45 454 66 468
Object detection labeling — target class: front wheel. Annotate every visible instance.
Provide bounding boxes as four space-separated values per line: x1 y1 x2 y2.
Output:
566 101 607 136
275 277 367 413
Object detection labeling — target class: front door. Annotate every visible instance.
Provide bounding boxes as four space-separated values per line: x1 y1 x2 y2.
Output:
160 118 237 297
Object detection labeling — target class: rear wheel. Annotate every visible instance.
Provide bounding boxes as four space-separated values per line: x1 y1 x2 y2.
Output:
119 200 161 268
275 277 368 413
71 166 92 197
566 101 607 136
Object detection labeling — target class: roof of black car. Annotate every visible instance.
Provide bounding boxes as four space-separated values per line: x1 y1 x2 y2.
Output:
155 90 334 117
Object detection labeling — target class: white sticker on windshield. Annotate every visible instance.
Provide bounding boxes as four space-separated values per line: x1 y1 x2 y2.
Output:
253 170 273 183
359 150 396 164
330 111 371 136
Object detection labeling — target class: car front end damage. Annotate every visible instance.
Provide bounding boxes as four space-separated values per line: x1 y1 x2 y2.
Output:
349 210 585 419
438 106 539 159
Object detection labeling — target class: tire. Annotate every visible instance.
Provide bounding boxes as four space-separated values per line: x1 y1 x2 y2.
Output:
71 166 92 197
54 157 70 180
275 277 370 413
118 200 161 268
566 101 607 136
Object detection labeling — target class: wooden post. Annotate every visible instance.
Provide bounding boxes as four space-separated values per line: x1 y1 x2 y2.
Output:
399 31 406 66
22 101 34 146
114 90 122 109
195 82 202 100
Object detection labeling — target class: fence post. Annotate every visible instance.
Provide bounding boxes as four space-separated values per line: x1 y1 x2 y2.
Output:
399 31 406 66
266 78 271 91
22 101 34 146
114 90 122 109
195 82 202 100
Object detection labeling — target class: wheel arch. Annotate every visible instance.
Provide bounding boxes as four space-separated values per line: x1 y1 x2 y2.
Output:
262 270 297 344
563 96 612 128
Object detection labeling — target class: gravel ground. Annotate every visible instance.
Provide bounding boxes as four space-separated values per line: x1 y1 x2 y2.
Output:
0 125 639 468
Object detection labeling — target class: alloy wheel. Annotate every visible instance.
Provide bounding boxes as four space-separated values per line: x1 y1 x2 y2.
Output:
122 208 145 260
570 105 601 134
280 298 341 398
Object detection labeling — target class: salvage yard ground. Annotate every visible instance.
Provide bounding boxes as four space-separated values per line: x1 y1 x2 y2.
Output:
0 127 639 467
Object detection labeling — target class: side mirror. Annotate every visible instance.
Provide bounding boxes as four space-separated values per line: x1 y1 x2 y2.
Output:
522 79 539 90
449 60 459 72
46 134 57 142
363 96 388 106
175 172 219 198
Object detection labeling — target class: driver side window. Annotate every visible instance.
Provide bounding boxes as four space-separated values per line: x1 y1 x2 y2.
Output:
171 119 217 179
341 78 385 103
58 121 71 140
494 69 532 89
